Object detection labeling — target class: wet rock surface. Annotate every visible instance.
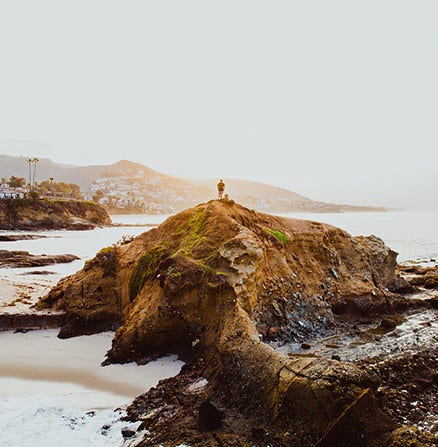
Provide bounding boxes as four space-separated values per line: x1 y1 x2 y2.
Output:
0 249 80 268
367 348 438 435
398 264 438 290
37 201 437 446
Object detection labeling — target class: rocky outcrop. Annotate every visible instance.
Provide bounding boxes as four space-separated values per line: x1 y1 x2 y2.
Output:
0 250 79 268
38 200 430 446
0 234 47 241
0 198 111 230
397 264 438 290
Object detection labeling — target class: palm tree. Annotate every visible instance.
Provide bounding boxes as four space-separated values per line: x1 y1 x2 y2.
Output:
32 157 39 189
27 158 33 191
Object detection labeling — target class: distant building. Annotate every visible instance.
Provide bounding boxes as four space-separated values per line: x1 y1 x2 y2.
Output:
0 183 28 199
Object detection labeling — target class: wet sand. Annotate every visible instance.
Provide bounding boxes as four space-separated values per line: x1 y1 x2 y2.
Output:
0 329 184 410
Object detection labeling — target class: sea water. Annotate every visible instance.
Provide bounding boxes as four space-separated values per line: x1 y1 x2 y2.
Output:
281 210 438 263
0 210 437 446
1 211 437 270
0 330 183 447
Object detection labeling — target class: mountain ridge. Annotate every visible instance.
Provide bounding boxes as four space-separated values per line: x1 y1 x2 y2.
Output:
0 154 386 214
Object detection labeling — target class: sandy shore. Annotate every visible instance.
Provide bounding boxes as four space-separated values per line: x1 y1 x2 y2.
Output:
0 329 184 410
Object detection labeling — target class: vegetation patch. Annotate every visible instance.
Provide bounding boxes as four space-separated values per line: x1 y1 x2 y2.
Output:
84 245 117 277
166 265 182 278
202 263 227 278
264 228 290 244
178 208 210 257
129 244 167 301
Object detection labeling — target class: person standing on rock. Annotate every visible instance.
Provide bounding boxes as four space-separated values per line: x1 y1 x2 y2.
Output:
217 179 225 199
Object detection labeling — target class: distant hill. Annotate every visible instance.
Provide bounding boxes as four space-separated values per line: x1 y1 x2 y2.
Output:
0 155 386 214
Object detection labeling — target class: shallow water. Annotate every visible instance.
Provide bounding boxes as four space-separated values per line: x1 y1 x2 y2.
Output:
277 308 438 363
0 330 183 447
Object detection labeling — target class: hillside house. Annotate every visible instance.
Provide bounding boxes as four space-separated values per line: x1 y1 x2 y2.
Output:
0 183 27 199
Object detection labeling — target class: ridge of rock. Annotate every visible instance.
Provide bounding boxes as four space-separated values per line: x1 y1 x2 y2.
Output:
38 200 427 446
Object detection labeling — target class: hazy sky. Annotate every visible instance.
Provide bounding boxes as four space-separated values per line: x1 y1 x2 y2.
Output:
0 1 437 209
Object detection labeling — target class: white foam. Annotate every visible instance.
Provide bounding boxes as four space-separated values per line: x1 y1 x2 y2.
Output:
0 395 134 447
0 330 184 446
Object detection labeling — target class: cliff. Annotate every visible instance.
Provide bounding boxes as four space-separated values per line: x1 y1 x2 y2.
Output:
0 198 111 230
38 200 431 446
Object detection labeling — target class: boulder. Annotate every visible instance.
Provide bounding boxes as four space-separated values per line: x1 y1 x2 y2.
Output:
38 200 427 446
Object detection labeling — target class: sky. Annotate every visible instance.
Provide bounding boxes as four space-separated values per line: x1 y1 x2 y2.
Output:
0 1 437 209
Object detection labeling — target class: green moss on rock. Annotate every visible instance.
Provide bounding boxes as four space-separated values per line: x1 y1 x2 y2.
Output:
129 244 167 301
264 228 290 244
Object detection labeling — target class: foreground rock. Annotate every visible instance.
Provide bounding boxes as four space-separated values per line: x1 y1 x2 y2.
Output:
38 200 435 446
0 198 111 230
0 250 80 268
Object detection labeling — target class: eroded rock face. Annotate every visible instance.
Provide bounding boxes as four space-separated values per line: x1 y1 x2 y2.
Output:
39 200 424 446
0 198 111 230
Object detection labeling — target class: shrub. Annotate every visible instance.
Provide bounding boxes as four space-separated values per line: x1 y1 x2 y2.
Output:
264 228 290 244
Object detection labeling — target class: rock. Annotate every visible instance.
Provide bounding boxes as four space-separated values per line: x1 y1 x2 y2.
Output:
267 326 280 339
0 234 47 241
300 342 311 349
198 401 223 430
37 200 422 446
329 268 339 280
380 316 404 331
0 250 80 268
121 428 136 438
397 264 438 291
0 198 111 230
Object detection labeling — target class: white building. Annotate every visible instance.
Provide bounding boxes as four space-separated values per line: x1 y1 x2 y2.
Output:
0 184 27 199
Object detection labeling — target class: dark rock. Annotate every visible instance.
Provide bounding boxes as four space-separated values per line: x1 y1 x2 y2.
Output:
0 234 47 241
121 428 136 438
301 342 311 349
0 249 80 268
380 316 403 330
330 268 338 280
331 354 341 361
0 313 66 332
251 427 267 441
267 326 280 339
198 401 223 430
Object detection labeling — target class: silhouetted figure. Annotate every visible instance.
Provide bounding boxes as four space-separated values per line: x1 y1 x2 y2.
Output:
217 179 225 199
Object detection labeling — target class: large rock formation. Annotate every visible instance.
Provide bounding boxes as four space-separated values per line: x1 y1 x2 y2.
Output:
0 198 111 230
38 200 432 446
